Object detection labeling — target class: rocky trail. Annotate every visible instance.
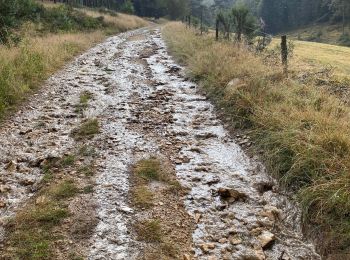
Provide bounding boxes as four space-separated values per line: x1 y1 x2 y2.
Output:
0 27 321 259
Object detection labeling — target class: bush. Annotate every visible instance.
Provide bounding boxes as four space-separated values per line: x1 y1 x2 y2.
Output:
338 33 350 47
0 0 43 43
41 5 105 33
120 0 134 14
0 0 105 43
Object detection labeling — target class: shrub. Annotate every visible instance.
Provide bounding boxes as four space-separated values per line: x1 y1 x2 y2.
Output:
338 33 350 47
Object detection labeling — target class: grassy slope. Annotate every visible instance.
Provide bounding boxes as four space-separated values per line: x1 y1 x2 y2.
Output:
284 23 349 46
163 22 350 258
271 38 350 77
0 6 147 118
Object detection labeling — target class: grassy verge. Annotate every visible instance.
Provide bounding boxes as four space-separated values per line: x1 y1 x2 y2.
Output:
0 2 147 119
163 22 350 258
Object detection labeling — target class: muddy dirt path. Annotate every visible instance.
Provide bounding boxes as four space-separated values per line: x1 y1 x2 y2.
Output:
0 27 320 259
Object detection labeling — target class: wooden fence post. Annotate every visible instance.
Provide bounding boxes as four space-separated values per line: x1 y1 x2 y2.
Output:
216 18 219 41
200 7 203 35
188 15 191 28
281 35 288 77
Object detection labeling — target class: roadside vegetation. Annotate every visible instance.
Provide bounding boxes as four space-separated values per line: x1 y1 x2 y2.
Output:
163 22 350 258
0 0 147 119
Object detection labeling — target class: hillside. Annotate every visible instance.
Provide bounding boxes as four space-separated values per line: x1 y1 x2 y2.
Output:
283 23 350 46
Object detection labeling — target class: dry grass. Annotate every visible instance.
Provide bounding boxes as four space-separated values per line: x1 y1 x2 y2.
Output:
284 23 350 46
135 219 163 242
270 38 350 77
0 31 105 116
81 10 148 32
163 22 350 258
71 118 100 140
132 186 154 208
0 4 147 118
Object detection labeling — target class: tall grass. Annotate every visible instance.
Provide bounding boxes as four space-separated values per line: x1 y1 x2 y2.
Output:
163 22 350 258
0 31 105 116
0 7 147 118
81 10 148 32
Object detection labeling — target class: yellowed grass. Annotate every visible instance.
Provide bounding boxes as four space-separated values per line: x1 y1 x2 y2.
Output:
0 4 148 116
0 31 105 116
82 10 148 31
1 30 104 67
284 23 349 45
163 22 350 258
271 38 350 77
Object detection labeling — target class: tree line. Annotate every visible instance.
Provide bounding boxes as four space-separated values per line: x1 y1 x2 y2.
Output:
258 0 350 33
45 0 190 19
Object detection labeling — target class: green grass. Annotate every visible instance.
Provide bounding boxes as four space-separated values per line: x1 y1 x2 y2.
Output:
61 154 76 167
74 90 93 114
49 180 79 199
134 158 166 182
163 22 350 258
71 118 100 140
7 200 70 259
78 164 95 177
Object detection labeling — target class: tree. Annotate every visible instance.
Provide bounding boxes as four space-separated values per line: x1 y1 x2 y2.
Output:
120 0 134 14
231 4 256 41
167 0 189 20
328 0 350 34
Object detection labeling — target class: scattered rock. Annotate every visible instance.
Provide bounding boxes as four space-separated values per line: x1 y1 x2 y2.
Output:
200 243 216 253
0 200 6 208
218 187 247 202
20 179 35 186
0 185 11 193
230 236 242 245
4 160 17 171
194 213 202 223
195 132 217 139
260 206 282 222
219 238 228 243
258 231 275 249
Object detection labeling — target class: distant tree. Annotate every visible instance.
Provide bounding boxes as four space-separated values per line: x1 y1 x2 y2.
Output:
231 4 256 41
328 0 350 34
120 0 134 14
167 0 189 20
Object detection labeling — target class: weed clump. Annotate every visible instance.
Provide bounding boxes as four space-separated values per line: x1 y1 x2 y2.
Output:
135 219 162 242
49 180 79 199
134 158 168 182
132 186 154 208
71 118 100 140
